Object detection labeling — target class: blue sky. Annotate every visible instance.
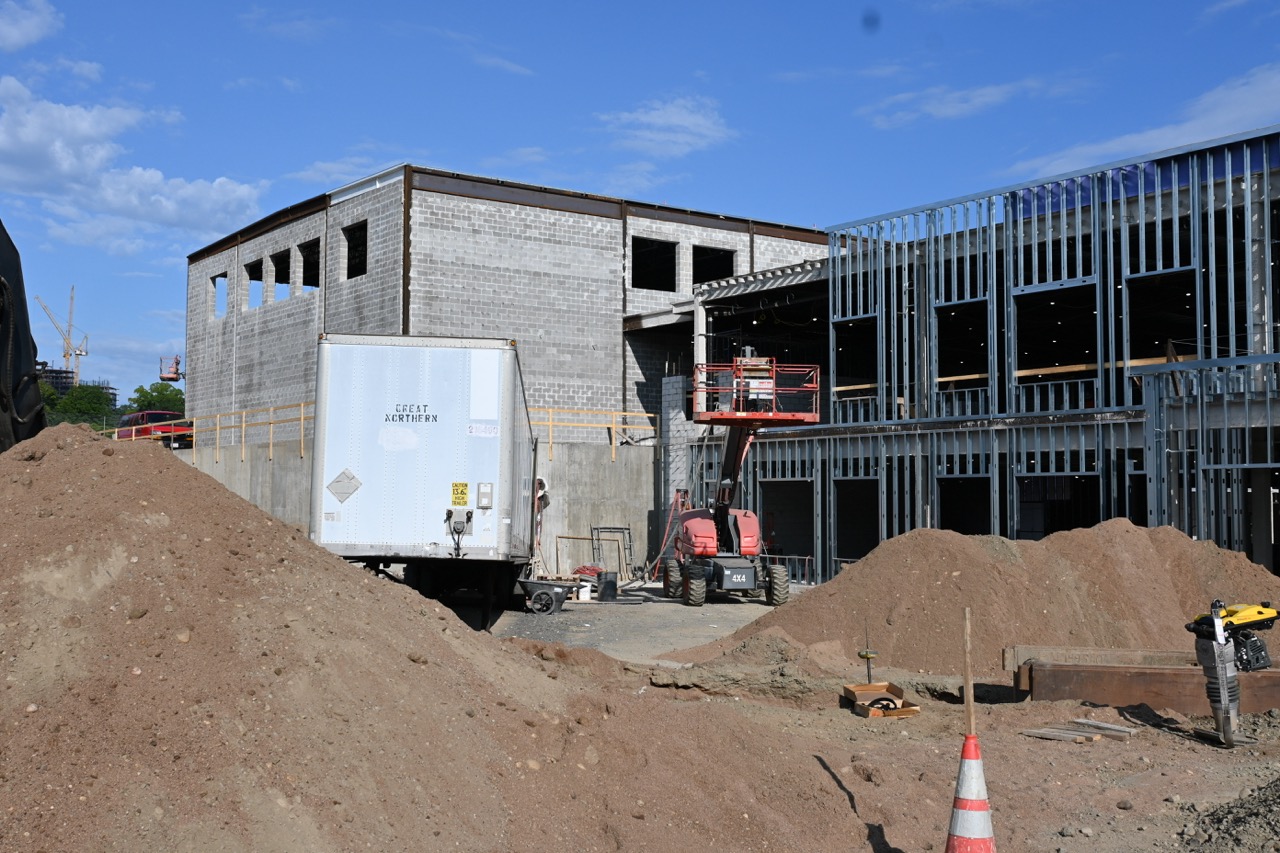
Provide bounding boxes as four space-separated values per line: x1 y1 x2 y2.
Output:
3 0 1280 399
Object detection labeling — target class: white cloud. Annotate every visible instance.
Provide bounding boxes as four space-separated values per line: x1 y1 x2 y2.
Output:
1009 62 1280 178
0 0 61 51
0 76 141 191
775 64 905 84
286 155 382 186
598 96 736 159
0 75 264 250
427 28 533 76
95 168 262 233
1205 0 1249 15
59 58 100 81
237 7 337 40
27 57 101 82
860 78 1044 129
480 147 549 170
598 161 670 197
474 54 533 76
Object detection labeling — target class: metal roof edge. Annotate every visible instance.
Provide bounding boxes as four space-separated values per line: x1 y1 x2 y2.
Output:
825 122 1280 233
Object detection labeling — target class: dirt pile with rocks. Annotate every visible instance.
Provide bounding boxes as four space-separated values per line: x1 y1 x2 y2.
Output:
0 424 882 852
6 423 1280 852
666 522 1280 678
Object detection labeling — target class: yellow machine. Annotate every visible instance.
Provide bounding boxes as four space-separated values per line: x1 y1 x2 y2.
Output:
1185 600 1276 747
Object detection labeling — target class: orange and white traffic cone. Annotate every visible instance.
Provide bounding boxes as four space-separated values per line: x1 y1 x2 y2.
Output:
945 733 995 852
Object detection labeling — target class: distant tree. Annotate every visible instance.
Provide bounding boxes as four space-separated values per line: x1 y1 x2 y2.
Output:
126 382 186 414
38 380 60 415
51 384 116 429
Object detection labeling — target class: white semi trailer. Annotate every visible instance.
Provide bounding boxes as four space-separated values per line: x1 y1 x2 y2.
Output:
309 333 537 615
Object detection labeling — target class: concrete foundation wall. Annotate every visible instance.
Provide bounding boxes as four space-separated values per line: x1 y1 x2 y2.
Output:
192 439 314 529
532 441 657 576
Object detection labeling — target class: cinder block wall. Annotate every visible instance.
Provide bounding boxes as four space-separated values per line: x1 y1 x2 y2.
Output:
186 179 406 419
186 212 326 418
407 191 624 415
323 183 405 338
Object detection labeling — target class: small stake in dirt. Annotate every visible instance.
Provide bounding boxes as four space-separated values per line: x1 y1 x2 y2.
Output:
964 606 975 736
858 618 877 684
944 606 996 851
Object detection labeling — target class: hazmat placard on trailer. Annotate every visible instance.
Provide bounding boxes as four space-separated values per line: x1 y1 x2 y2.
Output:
452 482 469 506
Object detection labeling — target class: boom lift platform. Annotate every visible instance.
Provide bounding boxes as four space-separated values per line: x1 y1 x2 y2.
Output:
666 353 820 607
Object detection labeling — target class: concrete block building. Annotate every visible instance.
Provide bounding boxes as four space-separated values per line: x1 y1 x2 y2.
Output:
184 165 826 566
190 127 1280 586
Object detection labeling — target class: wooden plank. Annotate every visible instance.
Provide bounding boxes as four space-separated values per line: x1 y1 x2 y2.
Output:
1028 662 1280 716
835 356 1195 395
1022 728 1088 743
1003 645 1197 671
1041 727 1102 742
1071 719 1140 735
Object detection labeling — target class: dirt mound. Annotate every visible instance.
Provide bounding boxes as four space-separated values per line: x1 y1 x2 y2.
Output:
0 425 874 852
8 423 1280 852
669 521 1280 678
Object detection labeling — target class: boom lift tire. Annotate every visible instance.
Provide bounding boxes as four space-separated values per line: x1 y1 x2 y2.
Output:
685 574 706 608
663 559 682 599
766 564 790 607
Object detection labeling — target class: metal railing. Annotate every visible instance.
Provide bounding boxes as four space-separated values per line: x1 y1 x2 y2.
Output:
768 554 822 585
1016 378 1097 414
527 408 657 461
937 386 990 417
834 394 878 423
109 402 315 462
110 402 655 465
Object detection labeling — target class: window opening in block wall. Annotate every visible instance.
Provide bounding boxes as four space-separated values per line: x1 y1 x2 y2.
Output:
299 239 320 288
212 272 228 318
271 250 291 301
343 221 368 279
246 259 265 308
632 236 677 291
692 245 735 285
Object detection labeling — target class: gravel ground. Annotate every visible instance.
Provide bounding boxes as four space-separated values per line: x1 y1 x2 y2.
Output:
492 579 795 664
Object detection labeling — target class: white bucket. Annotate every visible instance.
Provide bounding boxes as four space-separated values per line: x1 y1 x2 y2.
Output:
580 583 591 601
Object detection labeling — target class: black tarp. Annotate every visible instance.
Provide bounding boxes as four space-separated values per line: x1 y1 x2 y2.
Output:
0 218 46 450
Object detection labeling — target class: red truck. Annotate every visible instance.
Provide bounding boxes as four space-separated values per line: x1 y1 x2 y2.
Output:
116 410 193 448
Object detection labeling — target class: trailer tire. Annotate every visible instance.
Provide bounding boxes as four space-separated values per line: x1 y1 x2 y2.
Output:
685 574 706 608
765 564 790 607
663 559 682 599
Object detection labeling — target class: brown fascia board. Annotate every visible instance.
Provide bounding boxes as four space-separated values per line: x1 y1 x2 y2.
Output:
187 169 828 264
187 193 330 263
409 166 827 243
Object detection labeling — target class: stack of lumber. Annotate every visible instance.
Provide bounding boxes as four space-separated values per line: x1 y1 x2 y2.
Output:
1021 719 1139 743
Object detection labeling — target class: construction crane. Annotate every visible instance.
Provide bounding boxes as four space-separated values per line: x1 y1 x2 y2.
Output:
35 286 89 386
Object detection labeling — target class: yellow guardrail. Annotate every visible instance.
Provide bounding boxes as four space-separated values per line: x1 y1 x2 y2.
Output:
527 407 657 461
107 403 314 463
106 403 657 464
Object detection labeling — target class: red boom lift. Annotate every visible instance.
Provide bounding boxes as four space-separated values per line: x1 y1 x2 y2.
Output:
665 353 820 607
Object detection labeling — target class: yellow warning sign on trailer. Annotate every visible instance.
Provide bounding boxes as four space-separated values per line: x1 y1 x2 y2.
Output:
452 482 468 506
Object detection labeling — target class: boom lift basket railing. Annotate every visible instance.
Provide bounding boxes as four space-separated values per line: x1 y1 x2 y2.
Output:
692 357 820 427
